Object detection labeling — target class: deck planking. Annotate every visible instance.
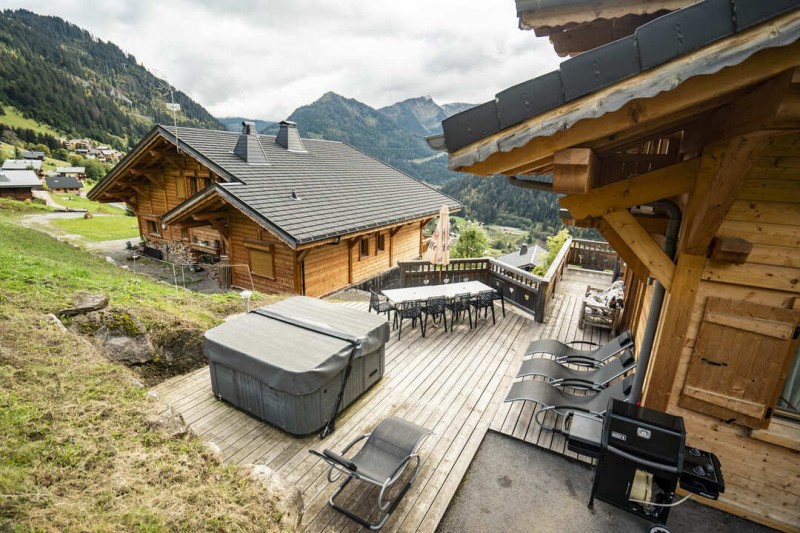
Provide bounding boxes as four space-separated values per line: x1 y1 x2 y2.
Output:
153 267 614 531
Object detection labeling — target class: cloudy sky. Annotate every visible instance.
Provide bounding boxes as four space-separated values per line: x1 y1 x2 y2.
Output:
1 0 562 119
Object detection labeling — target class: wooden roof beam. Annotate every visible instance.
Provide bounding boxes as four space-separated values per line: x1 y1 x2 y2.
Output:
559 158 699 219
191 210 230 221
683 135 767 255
602 209 675 290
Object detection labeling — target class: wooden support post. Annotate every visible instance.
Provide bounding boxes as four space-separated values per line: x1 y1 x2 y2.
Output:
596 218 649 281
683 135 767 255
641 253 707 411
560 158 698 220
347 237 361 284
389 226 402 266
552 148 599 193
602 210 676 290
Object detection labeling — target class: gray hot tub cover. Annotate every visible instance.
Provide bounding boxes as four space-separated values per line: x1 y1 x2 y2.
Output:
204 296 389 395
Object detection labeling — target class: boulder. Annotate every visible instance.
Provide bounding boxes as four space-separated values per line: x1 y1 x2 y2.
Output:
69 307 155 365
57 293 109 317
249 464 304 531
146 404 190 439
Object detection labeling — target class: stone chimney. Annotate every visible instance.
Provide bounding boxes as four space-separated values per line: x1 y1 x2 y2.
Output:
520 243 528 256
234 121 269 164
275 121 307 153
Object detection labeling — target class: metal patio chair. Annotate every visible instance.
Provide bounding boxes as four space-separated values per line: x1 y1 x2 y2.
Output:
395 300 424 340
423 296 448 333
309 416 432 530
516 349 636 391
470 290 496 325
369 290 396 324
504 375 634 431
524 330 634 367
492 281 506 317
445 293 473 330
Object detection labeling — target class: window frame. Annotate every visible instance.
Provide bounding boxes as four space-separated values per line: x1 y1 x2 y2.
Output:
245 240 276 280
375 232 386 254
359 238 369 258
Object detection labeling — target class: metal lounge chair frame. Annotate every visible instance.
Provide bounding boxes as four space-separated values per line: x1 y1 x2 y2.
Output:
504 375 634 431
516 349 636 391
524 330 634 367
309 417 432 530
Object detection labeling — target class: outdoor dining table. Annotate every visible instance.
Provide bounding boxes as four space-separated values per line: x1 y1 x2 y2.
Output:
381 280 495 305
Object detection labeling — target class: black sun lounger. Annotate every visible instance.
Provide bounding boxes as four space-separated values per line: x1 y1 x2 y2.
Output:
504 375 634 431
524 330 634 367
516 349 636 391
309 417 432 530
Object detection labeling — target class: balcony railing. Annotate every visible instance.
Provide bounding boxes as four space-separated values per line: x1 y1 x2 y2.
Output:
396 238 618 322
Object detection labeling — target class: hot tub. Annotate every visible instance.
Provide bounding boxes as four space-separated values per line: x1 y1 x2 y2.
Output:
204 296 389 435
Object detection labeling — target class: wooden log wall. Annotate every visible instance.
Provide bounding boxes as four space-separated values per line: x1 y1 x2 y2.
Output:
659 134 800 530
227 212 296 294
0 188 35 201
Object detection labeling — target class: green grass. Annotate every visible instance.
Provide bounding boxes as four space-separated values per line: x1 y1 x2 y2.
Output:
0 105 64 137
0 198 282 531
50 193 125 214
51 215 140 241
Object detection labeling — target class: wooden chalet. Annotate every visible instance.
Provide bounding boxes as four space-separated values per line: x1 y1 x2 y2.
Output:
88 121 460 297
429 1 800 530
0 169 40 200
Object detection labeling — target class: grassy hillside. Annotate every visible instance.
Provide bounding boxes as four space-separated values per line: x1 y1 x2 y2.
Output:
0 199 281 531
0 104 64 137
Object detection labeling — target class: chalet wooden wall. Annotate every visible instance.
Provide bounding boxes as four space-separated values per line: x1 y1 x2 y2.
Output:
0 188 34 201
227 212 296 295
659 135 800 529
303 242 349 298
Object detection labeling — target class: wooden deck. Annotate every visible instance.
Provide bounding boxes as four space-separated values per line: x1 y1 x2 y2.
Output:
154 267 613 532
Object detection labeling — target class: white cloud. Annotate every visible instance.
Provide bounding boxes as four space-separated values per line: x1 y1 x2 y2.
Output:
0 0 562 119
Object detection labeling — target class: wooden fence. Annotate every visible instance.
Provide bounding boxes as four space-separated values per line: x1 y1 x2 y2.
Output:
396 238 617 322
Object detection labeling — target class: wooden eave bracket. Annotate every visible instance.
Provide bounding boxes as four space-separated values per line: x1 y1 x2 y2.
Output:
552 148 599 194
560 158 699 220
602 209 675 290
709 236 753 264
683 135 767 255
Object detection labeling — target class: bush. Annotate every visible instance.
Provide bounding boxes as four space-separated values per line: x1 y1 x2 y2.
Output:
452 220 489 258
532 229 570 276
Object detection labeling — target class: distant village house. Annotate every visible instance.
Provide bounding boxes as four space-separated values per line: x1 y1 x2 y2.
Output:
56 166 87 180
45 175 82 194
89 121 460 296
496 243 547 272
0 169 40 200
3 159 43 177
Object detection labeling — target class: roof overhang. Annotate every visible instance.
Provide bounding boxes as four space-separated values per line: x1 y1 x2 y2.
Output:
445 9 800 177
516 0 693 31
88 125 239 202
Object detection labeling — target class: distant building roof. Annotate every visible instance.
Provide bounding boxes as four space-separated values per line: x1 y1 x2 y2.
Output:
496 243 547 270
45 176 82 189
2 159 43 170
21 150 45 159
56 166 86 174
0 170 40 188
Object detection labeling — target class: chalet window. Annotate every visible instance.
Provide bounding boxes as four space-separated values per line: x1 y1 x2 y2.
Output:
176 177 186 199
376 233 386 253
180 227 189 241
186 177 198 196
199 177 211 189
145 219 160 236
359 238 369 258
247 243 275 279
679 297 800 430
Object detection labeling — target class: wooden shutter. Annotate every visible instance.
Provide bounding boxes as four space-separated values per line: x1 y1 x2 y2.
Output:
679 297 800 429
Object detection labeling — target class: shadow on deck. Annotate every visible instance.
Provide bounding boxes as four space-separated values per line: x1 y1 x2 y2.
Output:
153 267 613 532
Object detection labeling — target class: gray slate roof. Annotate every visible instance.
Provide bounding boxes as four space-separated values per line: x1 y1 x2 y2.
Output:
122 126 460 247
437 0 800 155
46 176 82 189
3 159 43 170
0 170 40 188
496 244 547 269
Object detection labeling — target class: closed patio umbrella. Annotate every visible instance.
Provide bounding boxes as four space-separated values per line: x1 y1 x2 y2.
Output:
425 205 451 281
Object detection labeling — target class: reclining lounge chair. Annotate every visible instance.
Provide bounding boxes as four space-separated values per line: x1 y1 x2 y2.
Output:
309 417 432 530
516 349 636 391
504 375 634 431
524 330 634 367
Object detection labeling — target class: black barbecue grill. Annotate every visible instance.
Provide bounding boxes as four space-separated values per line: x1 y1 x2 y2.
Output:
567 400 725 531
